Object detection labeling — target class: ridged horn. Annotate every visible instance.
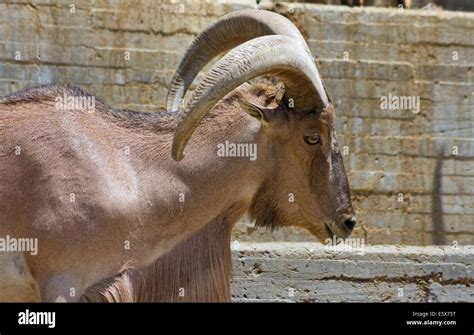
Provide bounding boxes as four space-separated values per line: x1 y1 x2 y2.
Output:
166 9 313 114
171 35 327 161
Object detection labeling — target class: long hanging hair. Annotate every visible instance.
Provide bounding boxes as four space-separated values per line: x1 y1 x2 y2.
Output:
81 217 234 302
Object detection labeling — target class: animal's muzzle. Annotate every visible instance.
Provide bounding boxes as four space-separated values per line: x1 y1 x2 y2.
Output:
327 212 357 238
342 216 357 234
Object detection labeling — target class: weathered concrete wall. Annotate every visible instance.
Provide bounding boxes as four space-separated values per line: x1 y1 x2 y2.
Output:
231 242 474 302
275 0 474 12
0 0 473 245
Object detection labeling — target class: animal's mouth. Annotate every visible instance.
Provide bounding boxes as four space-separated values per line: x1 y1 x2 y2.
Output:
324 220 351 239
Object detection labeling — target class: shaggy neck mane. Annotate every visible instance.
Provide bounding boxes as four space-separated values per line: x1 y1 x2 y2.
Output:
82 216 233 302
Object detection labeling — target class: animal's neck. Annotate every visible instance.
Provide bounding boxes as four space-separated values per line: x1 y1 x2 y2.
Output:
110 110 268 266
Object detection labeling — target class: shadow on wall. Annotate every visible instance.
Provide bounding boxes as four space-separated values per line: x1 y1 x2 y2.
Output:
431 145 446 245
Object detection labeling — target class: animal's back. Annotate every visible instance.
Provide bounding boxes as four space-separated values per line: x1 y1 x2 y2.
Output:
0 86 156 289
0 86 141 237
0 86 73 234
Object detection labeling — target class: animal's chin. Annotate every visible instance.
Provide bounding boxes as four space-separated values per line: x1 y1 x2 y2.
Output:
324 223 336 239
299 214 349 242
304 221 335 243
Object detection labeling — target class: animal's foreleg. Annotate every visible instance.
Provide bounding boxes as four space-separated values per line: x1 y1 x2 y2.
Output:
0 252 41 302
39 274 86 302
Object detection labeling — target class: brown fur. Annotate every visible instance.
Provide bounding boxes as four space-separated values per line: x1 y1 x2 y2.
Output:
82 213 234 302
134 216 233 302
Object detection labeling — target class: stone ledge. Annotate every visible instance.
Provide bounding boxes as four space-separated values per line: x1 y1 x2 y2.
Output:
230 242 474 302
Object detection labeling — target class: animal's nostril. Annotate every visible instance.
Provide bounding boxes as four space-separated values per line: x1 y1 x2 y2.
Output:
344 217 357 231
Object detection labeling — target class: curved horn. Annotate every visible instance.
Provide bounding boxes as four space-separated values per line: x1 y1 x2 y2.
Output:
172 35 328 161
166 9 313 114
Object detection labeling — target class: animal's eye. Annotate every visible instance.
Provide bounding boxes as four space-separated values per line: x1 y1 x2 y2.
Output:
304 134 321 145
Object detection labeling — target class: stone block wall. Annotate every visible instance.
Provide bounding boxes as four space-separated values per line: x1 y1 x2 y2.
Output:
0 0 473 245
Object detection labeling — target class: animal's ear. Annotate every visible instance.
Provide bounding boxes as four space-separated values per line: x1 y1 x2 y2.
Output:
237 98 270 123
274 82 286 103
